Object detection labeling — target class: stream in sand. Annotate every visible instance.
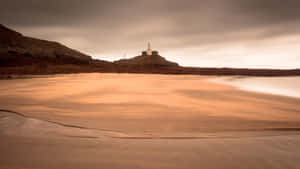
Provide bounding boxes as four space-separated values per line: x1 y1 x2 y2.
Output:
0 73 300 169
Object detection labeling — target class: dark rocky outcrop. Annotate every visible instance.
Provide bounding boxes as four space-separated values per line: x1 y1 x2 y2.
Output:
0 24 92 67
114 53 179 67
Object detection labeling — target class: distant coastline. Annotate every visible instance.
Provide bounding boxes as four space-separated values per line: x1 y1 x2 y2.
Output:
1 24 300 77
1 64 300 78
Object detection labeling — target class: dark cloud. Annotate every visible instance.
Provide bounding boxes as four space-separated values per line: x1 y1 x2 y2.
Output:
2 0 300 34
0 0 132 26
2 0 299 27
236 0 300 22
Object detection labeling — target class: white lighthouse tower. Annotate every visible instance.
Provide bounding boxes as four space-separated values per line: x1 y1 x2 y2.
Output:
147 42 152 56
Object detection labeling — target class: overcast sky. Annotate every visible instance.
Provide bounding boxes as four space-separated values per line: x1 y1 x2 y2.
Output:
1 0 300 68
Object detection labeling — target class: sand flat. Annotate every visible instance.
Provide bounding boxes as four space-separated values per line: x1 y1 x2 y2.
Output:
0 73 300 169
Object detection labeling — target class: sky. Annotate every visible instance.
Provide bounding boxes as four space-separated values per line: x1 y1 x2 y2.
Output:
1 0 300 69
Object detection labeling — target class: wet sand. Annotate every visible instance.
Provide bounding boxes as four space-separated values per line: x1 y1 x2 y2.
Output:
0 73 300 169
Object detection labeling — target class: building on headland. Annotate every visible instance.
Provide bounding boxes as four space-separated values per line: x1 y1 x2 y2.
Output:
114 42 179 67
142 43 159 56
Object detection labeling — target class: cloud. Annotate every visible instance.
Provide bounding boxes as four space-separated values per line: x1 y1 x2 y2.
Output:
1 0 300 68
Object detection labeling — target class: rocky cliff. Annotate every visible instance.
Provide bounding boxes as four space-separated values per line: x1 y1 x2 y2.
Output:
0 24 92 66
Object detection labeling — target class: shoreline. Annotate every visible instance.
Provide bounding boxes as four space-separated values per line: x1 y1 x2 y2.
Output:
212 76 300 98
1 65 300 79
1 71 300 81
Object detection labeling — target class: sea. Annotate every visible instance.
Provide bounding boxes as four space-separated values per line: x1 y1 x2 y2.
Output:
213 76 300 98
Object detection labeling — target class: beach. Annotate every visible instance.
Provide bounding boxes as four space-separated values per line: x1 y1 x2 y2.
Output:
1 73 300 169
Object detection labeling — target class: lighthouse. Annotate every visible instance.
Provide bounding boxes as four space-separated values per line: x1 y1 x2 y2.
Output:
141 43 159 56
147 42 152 56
